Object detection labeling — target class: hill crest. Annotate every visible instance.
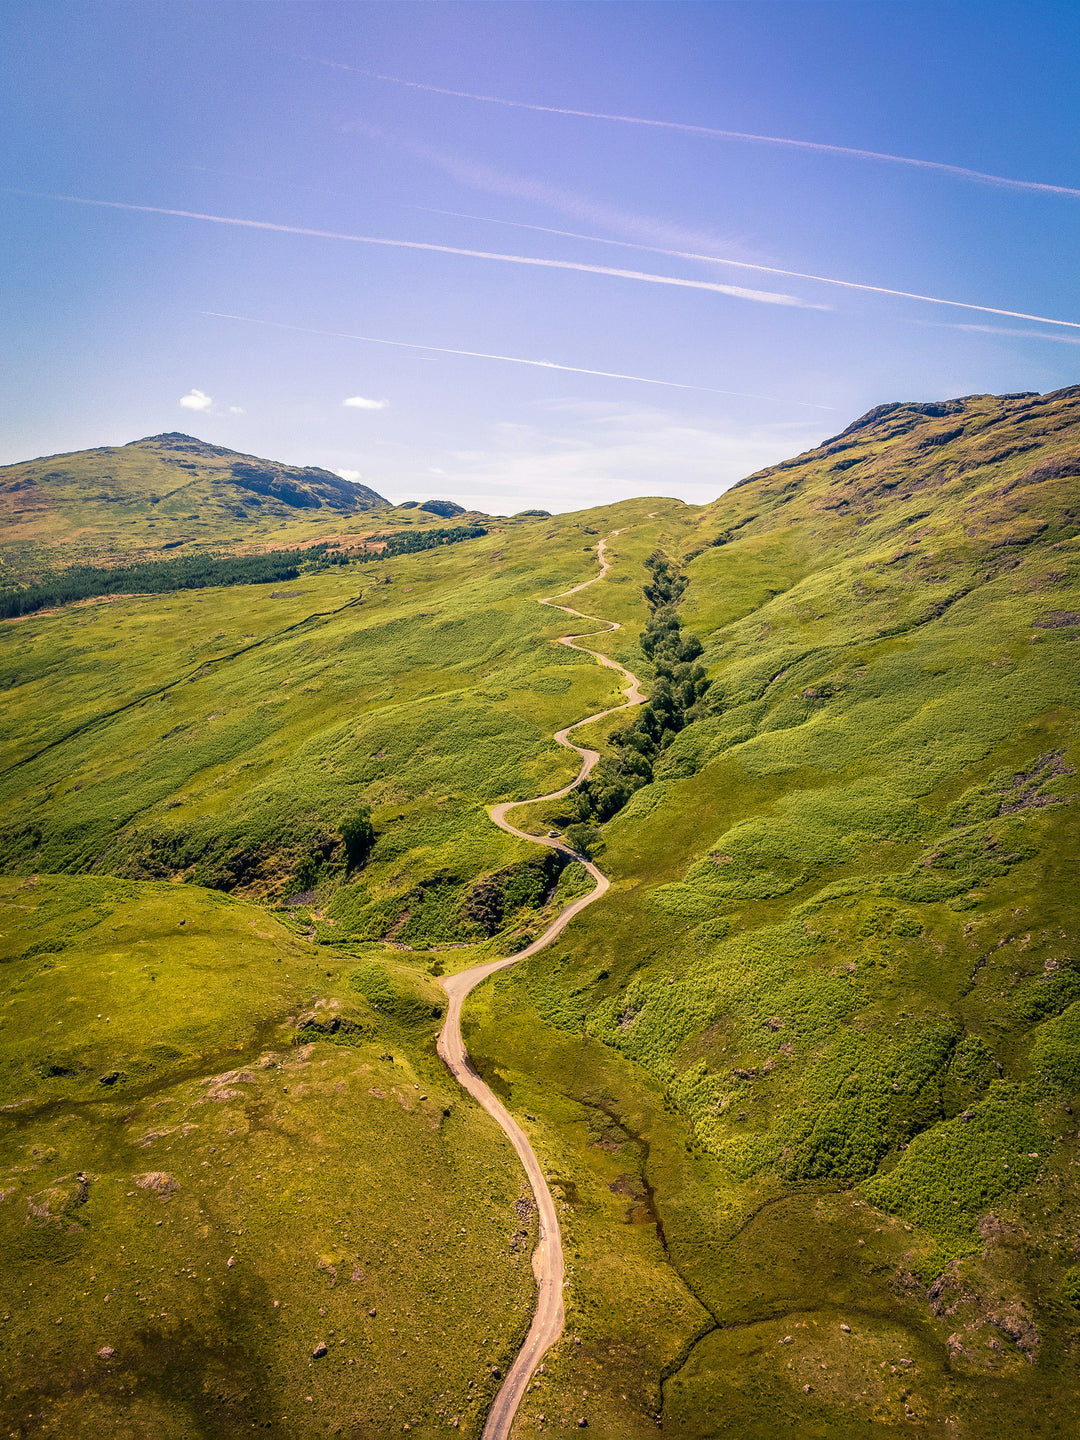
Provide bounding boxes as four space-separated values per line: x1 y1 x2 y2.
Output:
0 431 392 574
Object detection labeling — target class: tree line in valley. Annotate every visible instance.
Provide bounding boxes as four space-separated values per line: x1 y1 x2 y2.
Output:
0 525 487 618
563 552 710 856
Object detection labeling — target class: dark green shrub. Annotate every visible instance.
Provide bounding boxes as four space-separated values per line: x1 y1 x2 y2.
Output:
1062 1266 1080 1309
564 823 603 859
340 805 375 870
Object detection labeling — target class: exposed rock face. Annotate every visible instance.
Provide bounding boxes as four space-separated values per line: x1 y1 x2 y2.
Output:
418 499 466 518
134 1172 179 1199
127 434 388 512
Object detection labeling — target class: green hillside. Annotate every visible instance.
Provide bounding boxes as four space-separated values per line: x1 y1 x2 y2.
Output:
2 387 1079 1438
0 432 498 584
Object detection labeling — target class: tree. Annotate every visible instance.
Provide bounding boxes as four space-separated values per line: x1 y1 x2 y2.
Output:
564 823 603 859
340 806 375 870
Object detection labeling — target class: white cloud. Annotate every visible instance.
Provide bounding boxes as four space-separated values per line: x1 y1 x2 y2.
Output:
343 395 388 410
400 401 830 514
335 468 363 481
228 405 245 414
179 388 214 412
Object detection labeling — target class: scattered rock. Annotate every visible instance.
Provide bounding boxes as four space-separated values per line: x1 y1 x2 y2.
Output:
99 1072 120 1086
312 1341 328 1359
139 1128 176 1147
1033 610 1080 628
779 1336 793 1345
134 1172 179 1199
97 1345 115 1359
989 1307 1040 1362
840 1324 851 1333
369 1308 377 1317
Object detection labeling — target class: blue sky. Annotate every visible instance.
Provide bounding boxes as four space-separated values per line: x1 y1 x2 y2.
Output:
2 1 1078 512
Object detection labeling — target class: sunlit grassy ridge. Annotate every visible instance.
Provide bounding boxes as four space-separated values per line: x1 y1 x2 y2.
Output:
2 387 1080 1437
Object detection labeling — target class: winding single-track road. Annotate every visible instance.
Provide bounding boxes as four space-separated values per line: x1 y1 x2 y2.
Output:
437 537 644 1439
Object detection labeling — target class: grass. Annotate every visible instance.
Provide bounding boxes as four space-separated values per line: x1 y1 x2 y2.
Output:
3 387 1080 1435
0 874 540 1437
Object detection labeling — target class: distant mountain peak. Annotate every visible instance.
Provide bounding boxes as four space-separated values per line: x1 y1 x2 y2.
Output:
118 432 389 510
127 432 234 457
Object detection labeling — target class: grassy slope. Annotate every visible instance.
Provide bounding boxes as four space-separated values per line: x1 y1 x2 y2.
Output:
0 875 537 1437
0 497 675 1438
0 432 489 583
465 387 1080 1437
2 388 1080 1437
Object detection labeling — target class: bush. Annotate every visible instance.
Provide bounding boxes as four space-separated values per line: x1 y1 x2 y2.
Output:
340 806 375 870
1062 1266 1080 1309
564 823 603 859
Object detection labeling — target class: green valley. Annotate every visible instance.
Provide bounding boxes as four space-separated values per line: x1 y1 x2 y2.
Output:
2 386 1079 1437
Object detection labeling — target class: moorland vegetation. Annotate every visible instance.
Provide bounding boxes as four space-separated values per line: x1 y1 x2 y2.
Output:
2 387 1080 1438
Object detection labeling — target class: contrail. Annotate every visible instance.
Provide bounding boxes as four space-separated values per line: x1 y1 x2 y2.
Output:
5 190 811 308
310 58 1080 201
200 310 835 409
16 188 1076 332
411 204 1080 331
946 322 1080 347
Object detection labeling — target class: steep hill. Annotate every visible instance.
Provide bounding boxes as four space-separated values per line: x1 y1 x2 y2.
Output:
0 432 390 578
1 385 1078 1438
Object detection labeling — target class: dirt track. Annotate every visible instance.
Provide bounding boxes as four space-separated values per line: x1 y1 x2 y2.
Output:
437 537 644 1439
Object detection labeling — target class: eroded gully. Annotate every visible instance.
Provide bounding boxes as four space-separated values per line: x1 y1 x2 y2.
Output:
437 536 644 1439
